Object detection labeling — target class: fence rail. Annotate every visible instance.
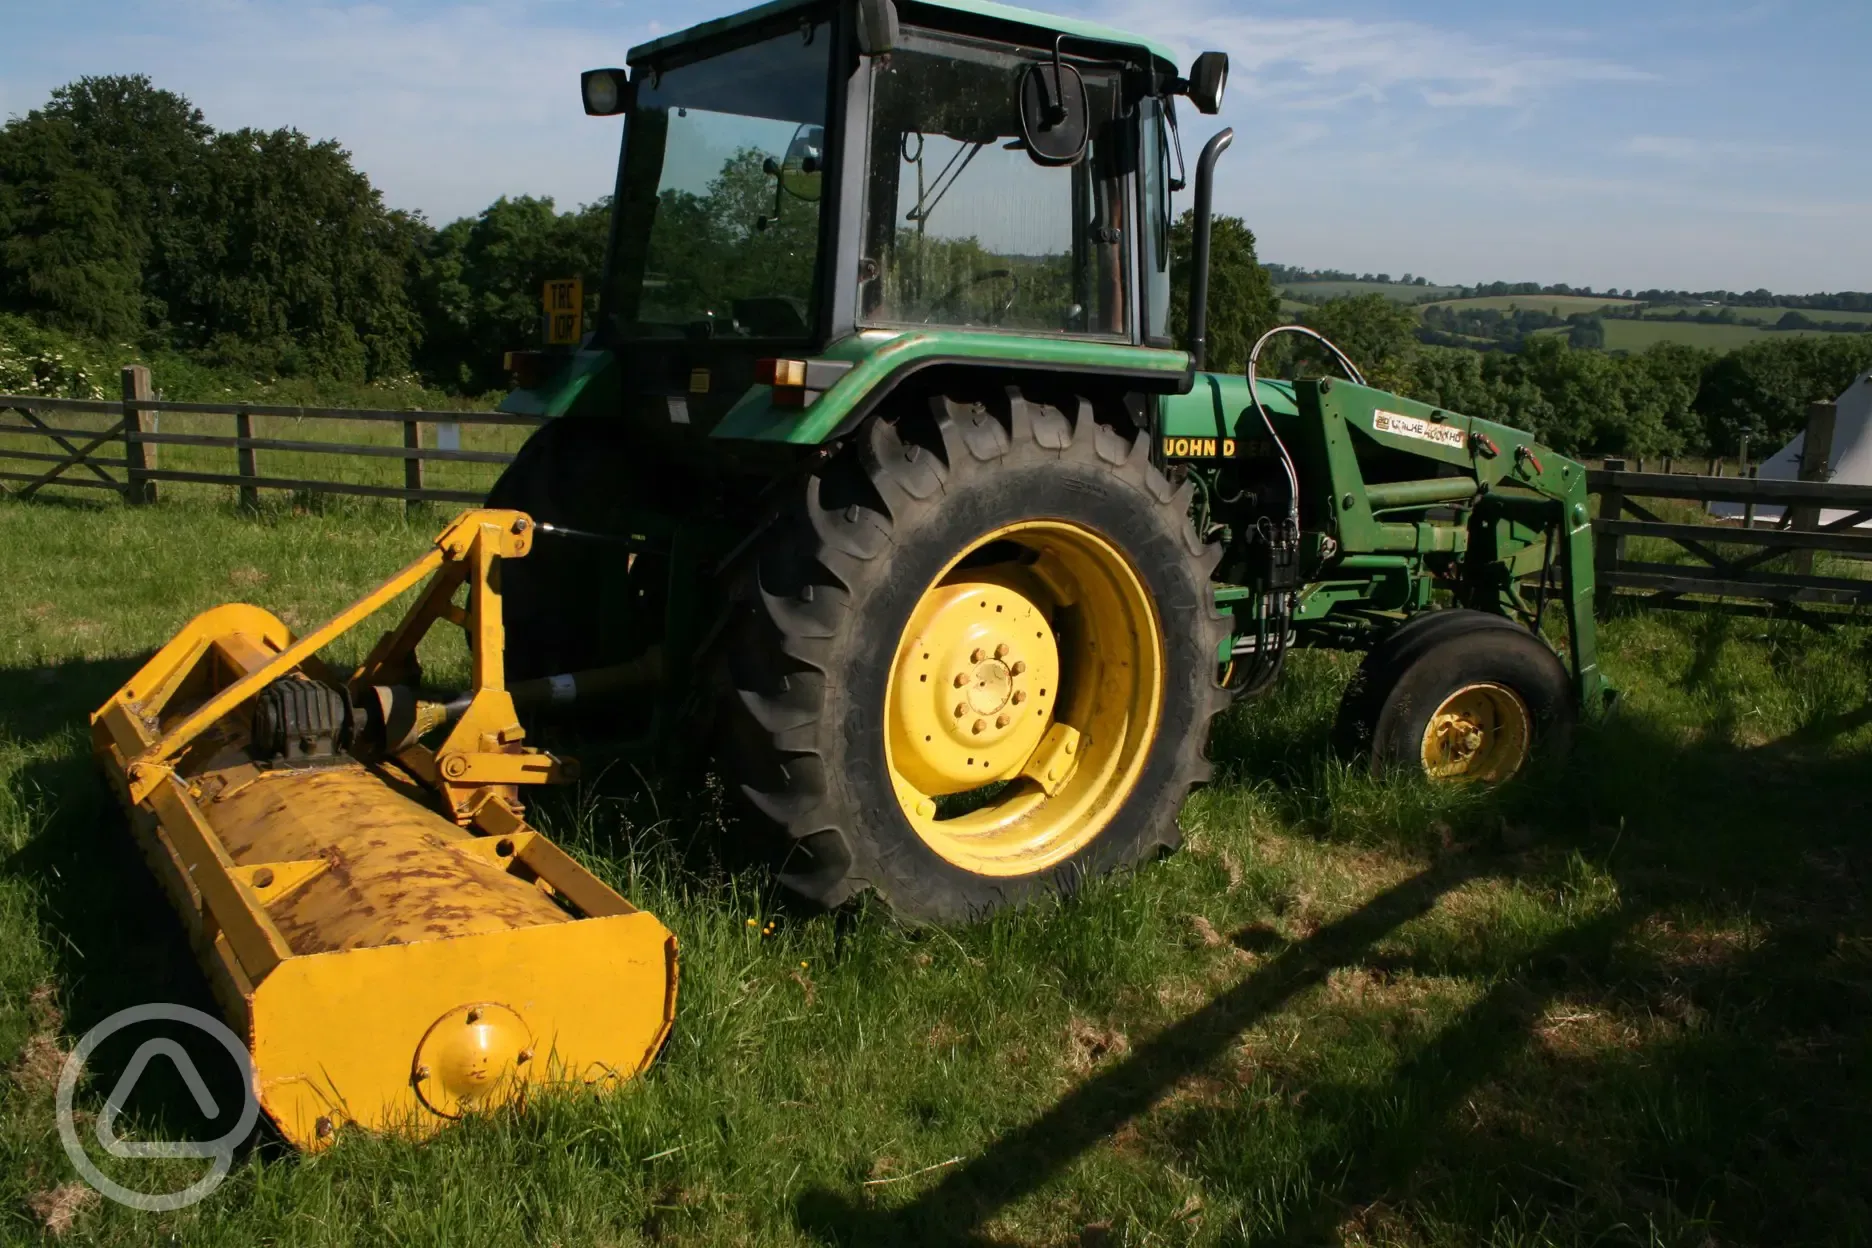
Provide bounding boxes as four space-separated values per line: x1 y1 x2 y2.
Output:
1589 400 1872 615
0 366 545 508
5 367 1869 620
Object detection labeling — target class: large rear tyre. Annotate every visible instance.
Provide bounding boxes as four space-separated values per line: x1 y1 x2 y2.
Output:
720 390 1230 922
1334 609 1574 782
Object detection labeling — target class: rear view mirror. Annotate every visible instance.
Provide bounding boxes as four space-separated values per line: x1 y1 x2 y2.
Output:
780 125 825 202
855 0 898 55
581 68 630 116
1187 51 1229 115
1018 60 1089 166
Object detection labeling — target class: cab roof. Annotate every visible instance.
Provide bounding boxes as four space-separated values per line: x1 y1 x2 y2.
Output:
627 0 1180 73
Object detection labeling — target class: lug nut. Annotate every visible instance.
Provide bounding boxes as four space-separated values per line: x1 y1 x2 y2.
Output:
970 648 985 663
517 1048 534 1064
1010 661 1027 676
972 719 986 734
466 1007 483 1024
315 1116 335 1139
994 643 1009 659
414 1064 431 1082
954 703 967 718
996 714 1010 728
1012 690 1027 705
953 672 969 688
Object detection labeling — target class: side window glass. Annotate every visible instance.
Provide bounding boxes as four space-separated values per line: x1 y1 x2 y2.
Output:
859 35 1127 336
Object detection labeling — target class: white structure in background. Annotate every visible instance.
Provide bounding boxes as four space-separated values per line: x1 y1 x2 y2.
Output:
1714 370 1872 527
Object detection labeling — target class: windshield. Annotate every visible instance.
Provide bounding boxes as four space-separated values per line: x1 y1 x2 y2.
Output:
859 32 1128 337
607 24 830 340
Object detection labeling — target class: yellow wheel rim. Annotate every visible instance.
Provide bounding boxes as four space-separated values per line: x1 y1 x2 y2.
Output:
1420 682 1531 782
883 521 1164 877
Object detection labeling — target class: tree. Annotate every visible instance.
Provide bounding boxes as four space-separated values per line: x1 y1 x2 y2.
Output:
414 195 608 391
1168 211 1280 373
1301 294 1419 389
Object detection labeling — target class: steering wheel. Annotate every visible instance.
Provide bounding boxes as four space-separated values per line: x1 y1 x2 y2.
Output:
929 268 1020 326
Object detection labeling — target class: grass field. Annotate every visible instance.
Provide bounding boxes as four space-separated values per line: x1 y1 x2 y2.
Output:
3 498 1870 1245
1533 320 1852 352
1279 281 1461 304
1423 296 1636 317
1640 305 1872 327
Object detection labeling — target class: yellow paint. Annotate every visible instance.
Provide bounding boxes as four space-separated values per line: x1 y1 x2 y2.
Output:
1419 682 1531 782
1160 436 1237 459
91 510 677 1150
882 521 1164 877
544 278 584 345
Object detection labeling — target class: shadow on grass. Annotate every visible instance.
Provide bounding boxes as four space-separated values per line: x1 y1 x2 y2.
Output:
2 654 266 1145
792 692 1872 1245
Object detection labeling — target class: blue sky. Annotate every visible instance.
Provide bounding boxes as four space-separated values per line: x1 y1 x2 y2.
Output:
1 0 1865 292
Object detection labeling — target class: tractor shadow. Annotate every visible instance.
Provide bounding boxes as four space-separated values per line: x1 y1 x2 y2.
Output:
792 684 1872 1244
1 653 274 1144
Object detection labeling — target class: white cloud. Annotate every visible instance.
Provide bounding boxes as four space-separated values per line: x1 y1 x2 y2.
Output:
1621 134 1825 163
1094 3 1650 110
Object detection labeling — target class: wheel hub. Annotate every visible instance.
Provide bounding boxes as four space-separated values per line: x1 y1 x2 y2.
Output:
1421 682 1531 782
890 581 1059 794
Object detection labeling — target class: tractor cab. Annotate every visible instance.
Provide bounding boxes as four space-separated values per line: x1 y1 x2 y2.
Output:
507 0 1227 431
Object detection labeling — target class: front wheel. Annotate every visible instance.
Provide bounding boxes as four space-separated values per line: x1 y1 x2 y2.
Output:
1334 609 1574 782
718 389 1229 922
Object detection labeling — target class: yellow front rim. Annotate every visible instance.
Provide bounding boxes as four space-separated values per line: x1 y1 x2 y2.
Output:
1420 682 1531 782
883 521 1164 877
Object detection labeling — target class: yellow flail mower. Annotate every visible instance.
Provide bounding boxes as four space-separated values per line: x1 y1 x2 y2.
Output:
91 510 677 1151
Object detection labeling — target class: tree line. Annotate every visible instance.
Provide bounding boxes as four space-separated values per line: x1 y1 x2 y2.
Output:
1176 223 1872 460
0 76 607 395
4 76 1865 461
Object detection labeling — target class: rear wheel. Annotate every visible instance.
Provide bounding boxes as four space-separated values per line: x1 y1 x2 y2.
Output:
720 389 1229 922
1334 609 1573 781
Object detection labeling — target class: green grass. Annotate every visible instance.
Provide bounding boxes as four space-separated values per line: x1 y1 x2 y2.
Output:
1639 304 1872 327
1280 281 1462 304
1423 296 1636 317
2 498 1870 1245
1534 319 1853 352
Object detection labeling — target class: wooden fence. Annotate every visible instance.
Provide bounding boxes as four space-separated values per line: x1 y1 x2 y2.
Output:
1591 400 1872 616
4 365 1869 619
0 365 545 507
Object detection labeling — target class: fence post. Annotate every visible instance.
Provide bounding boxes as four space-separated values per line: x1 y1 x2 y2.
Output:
1791 401 1839 575
1741 466 1758 531
236 408 259 510
1595 458 1627 612
120 365 157 504
404 418 424 516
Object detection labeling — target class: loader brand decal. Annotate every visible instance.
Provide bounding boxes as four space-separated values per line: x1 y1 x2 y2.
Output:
1373 409 1466 449
689 368 711 395
544 278 584 345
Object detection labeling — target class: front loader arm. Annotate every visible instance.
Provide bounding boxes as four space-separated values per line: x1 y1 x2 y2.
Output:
1297 379 1608 710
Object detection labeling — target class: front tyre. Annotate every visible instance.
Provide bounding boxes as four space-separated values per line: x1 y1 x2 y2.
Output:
720 390 1230 922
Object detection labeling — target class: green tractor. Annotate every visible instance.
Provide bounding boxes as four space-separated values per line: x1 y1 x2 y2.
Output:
488 0 1609 922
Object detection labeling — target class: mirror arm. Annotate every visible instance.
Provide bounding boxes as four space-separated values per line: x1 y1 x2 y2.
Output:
1186 127 1235 374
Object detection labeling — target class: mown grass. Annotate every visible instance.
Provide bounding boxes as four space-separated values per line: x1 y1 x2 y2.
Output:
1 497 1869 1245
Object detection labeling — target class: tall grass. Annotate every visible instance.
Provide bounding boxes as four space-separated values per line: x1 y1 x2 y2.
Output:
0 496 1867 1245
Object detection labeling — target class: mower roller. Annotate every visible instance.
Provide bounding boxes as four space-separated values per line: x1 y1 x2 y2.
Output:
92 510 677 1150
